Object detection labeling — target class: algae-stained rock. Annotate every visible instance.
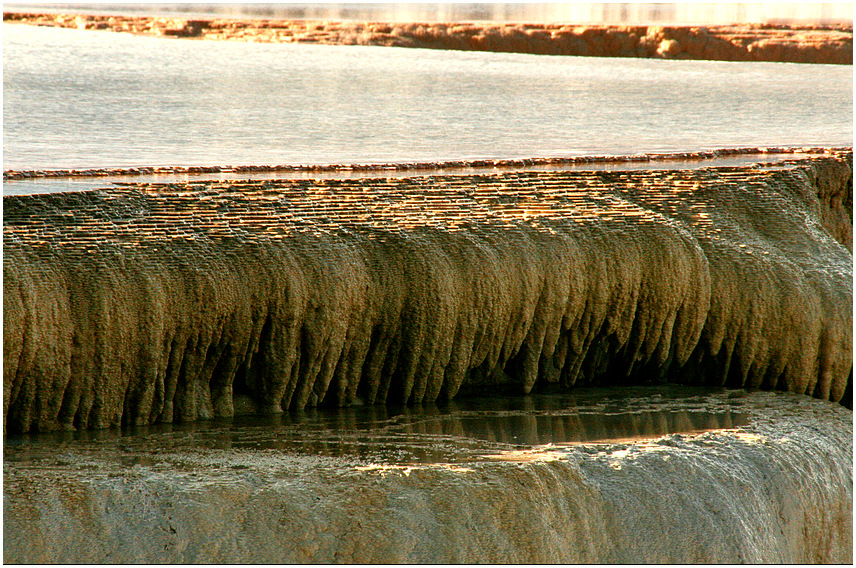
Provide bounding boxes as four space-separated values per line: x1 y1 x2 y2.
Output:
3 154 853 432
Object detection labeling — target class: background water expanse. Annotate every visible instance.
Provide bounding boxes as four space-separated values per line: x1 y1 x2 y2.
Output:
3 23 852 171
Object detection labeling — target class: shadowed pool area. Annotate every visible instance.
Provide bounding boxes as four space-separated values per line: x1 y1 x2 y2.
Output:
3 386 750 465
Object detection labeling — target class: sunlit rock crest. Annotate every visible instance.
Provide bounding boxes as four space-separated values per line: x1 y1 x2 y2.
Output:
4 12 853 65
3 153 852 432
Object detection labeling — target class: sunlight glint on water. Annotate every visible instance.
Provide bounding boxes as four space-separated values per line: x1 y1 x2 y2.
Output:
3 23 852 171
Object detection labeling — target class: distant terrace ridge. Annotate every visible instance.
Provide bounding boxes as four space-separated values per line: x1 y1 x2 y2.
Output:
3 12 852 64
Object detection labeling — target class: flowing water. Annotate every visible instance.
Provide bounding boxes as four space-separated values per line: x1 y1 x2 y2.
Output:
3 23 852 173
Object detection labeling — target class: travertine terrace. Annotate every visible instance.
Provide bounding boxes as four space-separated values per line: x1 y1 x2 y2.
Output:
3 152 852 433
3 389 852 563
3 11 853 64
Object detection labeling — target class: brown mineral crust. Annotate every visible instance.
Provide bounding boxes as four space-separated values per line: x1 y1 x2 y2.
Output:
3 153 852 433
3 12 852 64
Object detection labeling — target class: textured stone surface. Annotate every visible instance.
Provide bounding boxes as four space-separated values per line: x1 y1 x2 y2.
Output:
3 12 853 64
3 389 852 563
3 153 852 433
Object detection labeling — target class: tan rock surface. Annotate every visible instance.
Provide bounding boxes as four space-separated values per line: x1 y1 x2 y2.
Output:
3 12 852 64
3 153 852 433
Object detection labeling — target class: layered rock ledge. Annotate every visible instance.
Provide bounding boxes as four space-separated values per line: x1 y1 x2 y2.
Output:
3 147 846 181
3 152 852 433
3 12 852 64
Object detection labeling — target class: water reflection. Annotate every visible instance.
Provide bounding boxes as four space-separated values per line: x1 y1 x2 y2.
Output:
4 386 749 465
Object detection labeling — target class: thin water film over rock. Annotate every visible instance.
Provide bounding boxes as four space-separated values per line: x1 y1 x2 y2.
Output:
4 388 851 563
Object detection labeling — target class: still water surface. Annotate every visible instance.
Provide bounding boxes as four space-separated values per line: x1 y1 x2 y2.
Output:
3 23 852 171
4 386 749 465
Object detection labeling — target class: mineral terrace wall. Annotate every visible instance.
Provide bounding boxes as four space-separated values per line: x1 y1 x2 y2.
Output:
3 12 853 64
3 153 853 433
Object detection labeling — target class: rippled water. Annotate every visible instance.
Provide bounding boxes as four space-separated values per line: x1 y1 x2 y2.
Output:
3 23 852 171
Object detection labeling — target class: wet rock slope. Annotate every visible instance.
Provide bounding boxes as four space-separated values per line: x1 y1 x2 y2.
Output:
3 389 852 563
3 152 853 433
